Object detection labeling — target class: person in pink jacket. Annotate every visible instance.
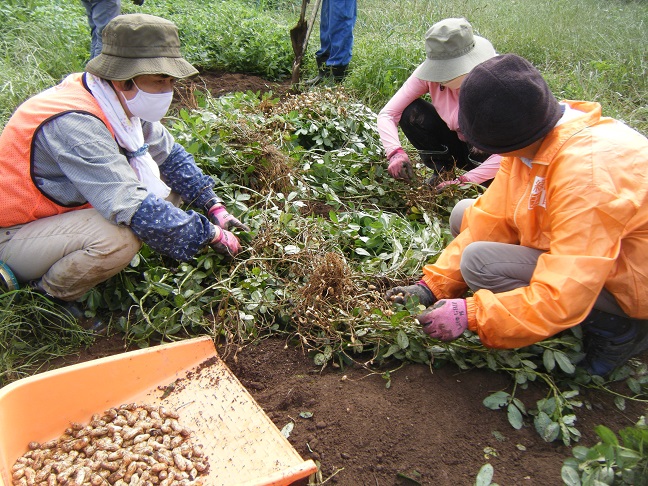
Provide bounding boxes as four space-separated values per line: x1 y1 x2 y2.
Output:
377 18 500 188
386 54 648 376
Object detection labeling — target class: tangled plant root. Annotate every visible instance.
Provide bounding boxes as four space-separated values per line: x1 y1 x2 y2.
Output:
294 253 358 341
299 252 354 303
228 122 297 195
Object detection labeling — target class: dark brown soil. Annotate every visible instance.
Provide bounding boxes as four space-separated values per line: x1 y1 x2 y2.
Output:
54 333 645 485
33 72 648 485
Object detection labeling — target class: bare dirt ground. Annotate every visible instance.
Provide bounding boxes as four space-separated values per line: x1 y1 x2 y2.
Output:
54 332 645 486
41 72 647 485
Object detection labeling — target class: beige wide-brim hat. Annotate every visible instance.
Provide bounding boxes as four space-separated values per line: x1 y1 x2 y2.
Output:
86 13 198 81
412 18 496 83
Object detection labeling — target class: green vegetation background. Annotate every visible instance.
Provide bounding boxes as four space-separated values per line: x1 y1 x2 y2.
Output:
1 1 648 479
1 0 646 133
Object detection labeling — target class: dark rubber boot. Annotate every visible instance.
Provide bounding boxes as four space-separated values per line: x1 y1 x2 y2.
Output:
331 64 349 83
305 55 331 85
582 309 648 376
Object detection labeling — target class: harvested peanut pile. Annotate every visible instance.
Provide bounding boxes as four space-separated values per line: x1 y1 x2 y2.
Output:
11 403 209 486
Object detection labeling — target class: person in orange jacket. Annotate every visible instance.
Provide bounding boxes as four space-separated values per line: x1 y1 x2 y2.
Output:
386 54 648 376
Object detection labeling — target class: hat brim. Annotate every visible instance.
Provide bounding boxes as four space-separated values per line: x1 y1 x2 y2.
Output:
413 36 496 83
86 54 198 81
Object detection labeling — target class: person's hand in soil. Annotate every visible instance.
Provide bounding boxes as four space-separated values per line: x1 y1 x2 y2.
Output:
385 280 436 306
417 299 468 341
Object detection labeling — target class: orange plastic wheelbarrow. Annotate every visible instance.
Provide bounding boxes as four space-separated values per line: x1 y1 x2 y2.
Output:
0 336 317 485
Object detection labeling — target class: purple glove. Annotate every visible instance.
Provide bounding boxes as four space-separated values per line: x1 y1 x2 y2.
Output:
387 149 414 180
208 205 251 232
211 226 242 256
417 299 468 341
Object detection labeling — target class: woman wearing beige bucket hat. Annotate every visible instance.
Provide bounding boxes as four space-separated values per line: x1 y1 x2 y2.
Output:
377 17 501 188
0 14 249 330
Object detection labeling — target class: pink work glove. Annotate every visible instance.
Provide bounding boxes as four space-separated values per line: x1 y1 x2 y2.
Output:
211 226 242 256
208 204 250 232
417 299 468 341
387 149 414 180
435 175 470 190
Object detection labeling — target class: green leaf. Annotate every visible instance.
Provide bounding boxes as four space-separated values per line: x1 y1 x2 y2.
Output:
486 353 498 371
554 351 576 374
483 391 510 410
543 349 556 371
382 343 401 358
560 464 581 486
507 403 524 430
512 398 527 414
535 412 560 442
396 330 409 350
627 377 641 395
592 466 615 484
571 445 590 461
475 463 494 486
594 425 619 446
280 422 294 438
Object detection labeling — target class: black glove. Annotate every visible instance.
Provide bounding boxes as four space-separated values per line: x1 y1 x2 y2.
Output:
385 281 436 307
132 0 144 5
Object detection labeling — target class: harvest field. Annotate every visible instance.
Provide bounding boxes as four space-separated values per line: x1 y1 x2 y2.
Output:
1 0 648 484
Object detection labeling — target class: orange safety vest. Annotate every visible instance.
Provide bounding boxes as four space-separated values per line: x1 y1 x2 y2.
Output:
0 73 115 227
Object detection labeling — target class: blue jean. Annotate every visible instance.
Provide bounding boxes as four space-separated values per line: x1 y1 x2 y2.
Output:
315 0 357 67
80 0 121 59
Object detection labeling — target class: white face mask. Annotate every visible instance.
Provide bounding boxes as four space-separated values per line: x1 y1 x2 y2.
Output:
122 81 173 122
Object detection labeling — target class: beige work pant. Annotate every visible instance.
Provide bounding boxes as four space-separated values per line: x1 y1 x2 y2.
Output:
0 209 141 301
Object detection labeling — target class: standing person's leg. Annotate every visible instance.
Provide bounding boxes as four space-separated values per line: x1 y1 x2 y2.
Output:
305 0 331 84
85 0 121 59
315 0 331 63
325 0 357 80
80 0 99 58
399 99 473 175
0 209 141 301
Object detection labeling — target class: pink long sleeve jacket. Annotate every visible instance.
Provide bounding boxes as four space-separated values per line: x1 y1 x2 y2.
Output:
376 73 501 182
422 101 648 349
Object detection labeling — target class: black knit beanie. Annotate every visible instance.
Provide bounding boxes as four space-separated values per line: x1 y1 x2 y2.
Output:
458 54 563 153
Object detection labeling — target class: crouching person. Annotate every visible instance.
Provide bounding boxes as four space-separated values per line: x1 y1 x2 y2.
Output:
386 54 648 376
0 14 248 330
